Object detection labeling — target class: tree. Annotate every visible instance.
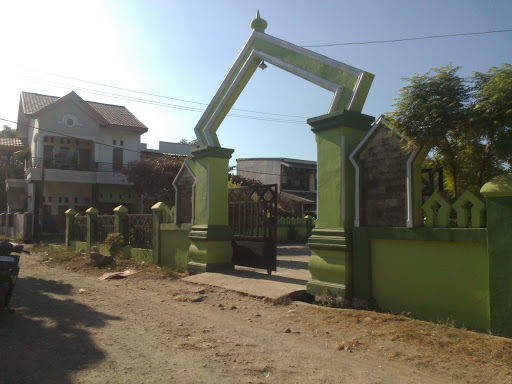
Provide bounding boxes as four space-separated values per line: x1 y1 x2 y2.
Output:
388 64 511 198
471 64 512 168
121 155 185 211
178 138 200 148
0 125 16 138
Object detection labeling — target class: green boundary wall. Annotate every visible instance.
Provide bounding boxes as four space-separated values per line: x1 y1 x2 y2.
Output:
353 227 489 330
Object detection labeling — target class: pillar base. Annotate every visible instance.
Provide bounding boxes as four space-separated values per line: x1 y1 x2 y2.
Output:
306 279 346 297
306 227 352 297
187 225 233 272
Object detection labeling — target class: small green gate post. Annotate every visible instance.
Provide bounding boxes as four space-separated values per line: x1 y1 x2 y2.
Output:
187 146 234 272
86 207 99 251
151 202 172 265
113 205 128 237
65 208 76 247
307 110 375 297
481 173 512 338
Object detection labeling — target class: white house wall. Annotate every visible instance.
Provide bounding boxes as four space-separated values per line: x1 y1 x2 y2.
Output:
35 99 141 166
237 159 281 187
43 181 91 215
29 118 38 157
37 100 101 143
97 127 140 165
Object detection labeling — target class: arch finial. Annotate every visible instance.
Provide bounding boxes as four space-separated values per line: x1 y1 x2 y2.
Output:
250 10 267 33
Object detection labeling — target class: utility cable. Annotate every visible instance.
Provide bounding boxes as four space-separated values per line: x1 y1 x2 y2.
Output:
1 117 151 156
301 28 512 48
15 74 307 125
42 71 310 119
1 116 316 177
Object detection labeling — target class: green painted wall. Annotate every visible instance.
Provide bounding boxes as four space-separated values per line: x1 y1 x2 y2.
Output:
97 185 139 205
370 238 489 330
127 247 153 263
160 223 191 270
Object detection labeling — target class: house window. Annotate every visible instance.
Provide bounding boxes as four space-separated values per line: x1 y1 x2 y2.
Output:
74 197 78 203
63 115 78 127
113 148 123 171
113 139 117 145
109 193 113 199
50 137 54 143
64 197 69 203
58 197 62 203
100 193 104 198
44 136 48 142
120 140 124 146
48 196 53 202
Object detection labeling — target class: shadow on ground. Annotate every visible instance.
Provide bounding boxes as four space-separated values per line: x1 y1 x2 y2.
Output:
0 276 121 384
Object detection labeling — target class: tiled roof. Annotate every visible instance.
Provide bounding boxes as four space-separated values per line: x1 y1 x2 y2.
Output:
21 92 148 130
88 102 147 129
0 137 26 148
21 92 58 115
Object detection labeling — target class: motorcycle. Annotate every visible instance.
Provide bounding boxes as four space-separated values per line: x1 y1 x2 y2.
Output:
0 241 27 313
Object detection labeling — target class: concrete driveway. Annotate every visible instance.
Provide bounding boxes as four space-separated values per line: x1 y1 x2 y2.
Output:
183 244 311 299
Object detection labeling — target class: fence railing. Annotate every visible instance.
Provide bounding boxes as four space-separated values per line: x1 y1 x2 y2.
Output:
71 215 87 242
422 190 486 228
124 214 152 249
276 216 316 242
97 215 115 243
26 157 127 173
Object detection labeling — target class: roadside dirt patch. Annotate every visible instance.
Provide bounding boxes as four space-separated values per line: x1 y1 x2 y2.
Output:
2 245 511 383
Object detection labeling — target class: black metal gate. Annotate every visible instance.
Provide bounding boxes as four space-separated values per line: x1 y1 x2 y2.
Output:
228 184 277 274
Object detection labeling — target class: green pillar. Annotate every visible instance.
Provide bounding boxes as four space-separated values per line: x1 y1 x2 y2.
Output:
481 173 512 337
151 202 172 265
86 207 99 251
64 208 77 247
307 110 374 296
113 205 128 237
187 146 234 272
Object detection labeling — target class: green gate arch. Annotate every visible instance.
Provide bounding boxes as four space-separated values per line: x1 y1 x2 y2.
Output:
194 11 374 147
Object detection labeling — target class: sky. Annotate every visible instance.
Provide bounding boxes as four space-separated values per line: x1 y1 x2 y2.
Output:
0 0 510 166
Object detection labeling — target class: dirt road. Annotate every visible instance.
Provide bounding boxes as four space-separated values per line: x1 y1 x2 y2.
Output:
1 249 511 383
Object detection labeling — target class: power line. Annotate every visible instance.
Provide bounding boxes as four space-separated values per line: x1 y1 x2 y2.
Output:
15 74 307 125
301 28 512 48
43 71 310 119
0 117 147 156
1 116 316 176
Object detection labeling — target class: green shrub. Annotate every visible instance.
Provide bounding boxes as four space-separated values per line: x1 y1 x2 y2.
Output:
104 233 125 257
11 234 24 244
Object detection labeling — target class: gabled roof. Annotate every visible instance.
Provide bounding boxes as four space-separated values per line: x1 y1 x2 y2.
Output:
20 91 148 133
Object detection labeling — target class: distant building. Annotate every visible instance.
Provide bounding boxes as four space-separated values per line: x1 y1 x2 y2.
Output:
236 157 317 216
139 141 195 159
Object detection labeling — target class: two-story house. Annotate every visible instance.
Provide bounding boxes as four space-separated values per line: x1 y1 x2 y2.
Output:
9 91 148 233
236 157 317 216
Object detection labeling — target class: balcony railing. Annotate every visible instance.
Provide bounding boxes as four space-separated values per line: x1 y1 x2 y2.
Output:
26 157 126 173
